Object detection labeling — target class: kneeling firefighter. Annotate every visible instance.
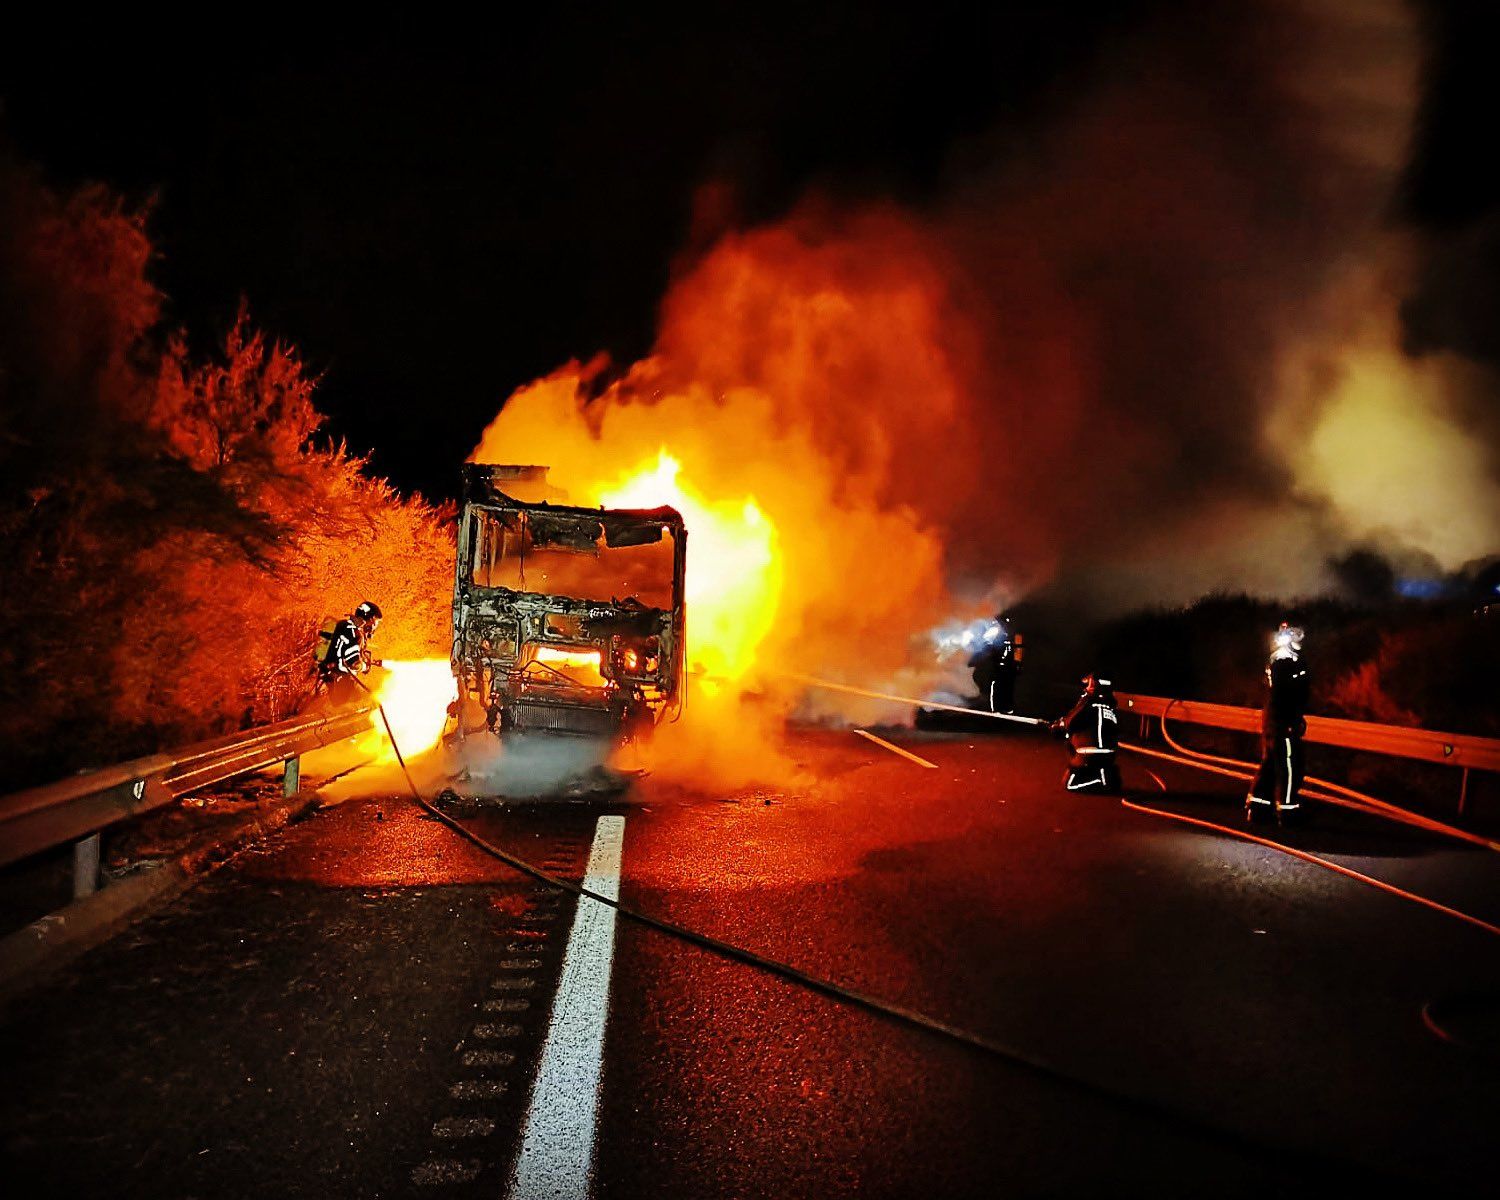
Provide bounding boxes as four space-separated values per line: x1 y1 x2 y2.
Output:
1246 622 1309 825
1050 673 1122 793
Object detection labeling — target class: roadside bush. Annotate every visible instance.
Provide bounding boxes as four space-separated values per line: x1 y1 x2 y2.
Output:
0 156 451 785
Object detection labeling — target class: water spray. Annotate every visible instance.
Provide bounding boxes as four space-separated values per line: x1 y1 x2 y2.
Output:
785 672 1048 728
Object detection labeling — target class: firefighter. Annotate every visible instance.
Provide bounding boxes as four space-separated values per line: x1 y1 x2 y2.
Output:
968 615 1020 713
315 601 382 699
1246 622 1310 826
1050 673 1122 793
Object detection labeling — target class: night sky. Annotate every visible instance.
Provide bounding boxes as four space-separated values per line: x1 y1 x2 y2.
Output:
1 1 1494 501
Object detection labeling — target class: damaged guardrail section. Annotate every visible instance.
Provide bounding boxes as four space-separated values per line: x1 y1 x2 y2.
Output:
1118 692 1500 812
0 703 376 888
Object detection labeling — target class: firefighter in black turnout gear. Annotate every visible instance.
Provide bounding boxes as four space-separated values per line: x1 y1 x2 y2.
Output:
968 616 1020 713
315 601 382 701
1050 673 1122 793
1246 622 1310 825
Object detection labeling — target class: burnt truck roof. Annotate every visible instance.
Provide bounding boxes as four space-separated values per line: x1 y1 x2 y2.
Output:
460 463 685 529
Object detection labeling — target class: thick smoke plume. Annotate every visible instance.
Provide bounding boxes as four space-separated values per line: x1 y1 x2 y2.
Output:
932 0 1496 603
474 0 1497 751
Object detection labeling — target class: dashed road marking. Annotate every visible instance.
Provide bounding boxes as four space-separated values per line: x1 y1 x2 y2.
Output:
508 815 625 1200
450 1079 509 1100
462 1048 516 1068
473 1023 522 1040
484 997 531 1012
413 1157 483 1185
432 1116 496 1139
499 958 543 969
854 728 939 769
490 976 536 991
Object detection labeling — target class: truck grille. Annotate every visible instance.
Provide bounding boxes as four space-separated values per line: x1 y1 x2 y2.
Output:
508 700 619 737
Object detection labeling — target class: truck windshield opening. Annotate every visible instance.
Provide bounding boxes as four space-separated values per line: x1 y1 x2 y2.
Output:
468 508 678 610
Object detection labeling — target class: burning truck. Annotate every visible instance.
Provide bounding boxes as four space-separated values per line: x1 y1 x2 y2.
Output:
450 465 687 741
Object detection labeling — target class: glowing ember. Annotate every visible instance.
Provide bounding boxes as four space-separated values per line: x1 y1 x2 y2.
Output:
369 658 454 759
594 451 781 683
530 645 607 688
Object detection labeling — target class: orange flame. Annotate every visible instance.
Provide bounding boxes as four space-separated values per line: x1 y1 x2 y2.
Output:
472 215 968 780
594 450 781 684
368 658 454 760
530 645 607 688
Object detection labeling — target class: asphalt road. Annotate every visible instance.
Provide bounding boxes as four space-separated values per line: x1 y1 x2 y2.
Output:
3 726 1498 1198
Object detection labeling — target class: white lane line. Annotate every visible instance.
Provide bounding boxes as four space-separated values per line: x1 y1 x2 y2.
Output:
507 815 625 1200
854 728 939 769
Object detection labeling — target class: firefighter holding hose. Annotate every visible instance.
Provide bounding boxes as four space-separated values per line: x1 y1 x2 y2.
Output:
968 615 1021 714
1246 622 1310 826
1050 673 1122 793
314 600 383 701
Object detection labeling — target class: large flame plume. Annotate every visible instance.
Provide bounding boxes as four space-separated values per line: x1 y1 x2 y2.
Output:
366 659 455 761
596 450 781 685
473 216 960 722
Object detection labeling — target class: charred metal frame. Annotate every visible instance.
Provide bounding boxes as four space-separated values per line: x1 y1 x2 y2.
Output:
452 465 687 739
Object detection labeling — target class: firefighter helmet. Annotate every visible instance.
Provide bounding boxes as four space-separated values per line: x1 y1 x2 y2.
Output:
354 601 383 623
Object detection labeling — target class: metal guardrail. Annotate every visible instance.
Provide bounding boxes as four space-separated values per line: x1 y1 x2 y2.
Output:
1117 692 1500 811
0 703 377 885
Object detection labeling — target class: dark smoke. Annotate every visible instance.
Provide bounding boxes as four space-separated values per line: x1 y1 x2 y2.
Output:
922 0 1452 607
486 0 1496 646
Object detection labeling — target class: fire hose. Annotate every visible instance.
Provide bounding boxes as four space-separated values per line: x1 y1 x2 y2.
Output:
788 674 1500 945
790 675 1500 925
1135 699 1500 853
783 671 1048 728
788 673 1497 853
350 677 1415 1177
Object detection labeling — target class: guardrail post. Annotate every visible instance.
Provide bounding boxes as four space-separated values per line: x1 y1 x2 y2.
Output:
1459 767 1470 816
283 754 301 798
73 833 100 899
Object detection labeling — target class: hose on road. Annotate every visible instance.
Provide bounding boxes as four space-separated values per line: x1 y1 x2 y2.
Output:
1118 794 1500 939
1140 701 1500 852
1116 754 1500 1062
1116 729 1500 937
792 671 1496 854
356 685 1395 1180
